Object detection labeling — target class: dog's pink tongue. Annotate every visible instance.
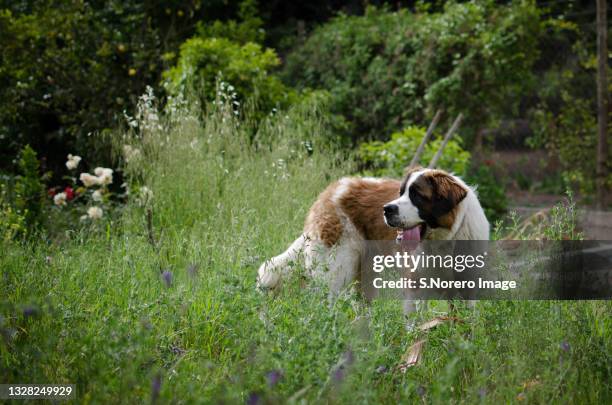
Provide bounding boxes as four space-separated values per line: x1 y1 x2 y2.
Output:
402 227 420 241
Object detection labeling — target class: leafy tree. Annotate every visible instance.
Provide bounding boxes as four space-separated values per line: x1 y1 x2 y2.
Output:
0 2 165 175
0 0 254 176
196 0 265 44
283 1 543 144
527 25 612 198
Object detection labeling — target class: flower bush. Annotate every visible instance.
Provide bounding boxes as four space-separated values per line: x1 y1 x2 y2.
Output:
49 154 113 222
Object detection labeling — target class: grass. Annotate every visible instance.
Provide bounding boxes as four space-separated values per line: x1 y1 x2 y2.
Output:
1 95 611 404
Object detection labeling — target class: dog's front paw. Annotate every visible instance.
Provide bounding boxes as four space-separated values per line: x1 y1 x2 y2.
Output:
256 261 280 290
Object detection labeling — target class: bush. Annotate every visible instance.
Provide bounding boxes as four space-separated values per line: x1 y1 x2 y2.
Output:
13 145 46 231
0 185 26 241
0 3 168 175
195 0 265 45
283 2 543 144
164 37 295 119
527 30 612 197
465 163 508 223
358 126 470 177
0 0 255 177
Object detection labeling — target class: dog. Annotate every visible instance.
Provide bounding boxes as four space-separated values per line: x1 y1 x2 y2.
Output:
257 166 489 294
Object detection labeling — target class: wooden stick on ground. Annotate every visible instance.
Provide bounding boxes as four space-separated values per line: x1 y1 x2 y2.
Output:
428 113 463 169
410 110 442 167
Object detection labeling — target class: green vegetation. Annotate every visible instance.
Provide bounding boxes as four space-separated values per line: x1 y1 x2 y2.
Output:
358 126 471 177
13 145 46 232
1 0 607 202
2 100 610 403
0 1 169 170
465 164 509 223
283 2 542 142
0 1 610 401
164 38 293 118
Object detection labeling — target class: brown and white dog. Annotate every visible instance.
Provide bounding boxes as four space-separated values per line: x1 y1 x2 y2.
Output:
257 167 489 293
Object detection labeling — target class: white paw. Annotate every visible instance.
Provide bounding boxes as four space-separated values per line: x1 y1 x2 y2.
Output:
256 261 280 290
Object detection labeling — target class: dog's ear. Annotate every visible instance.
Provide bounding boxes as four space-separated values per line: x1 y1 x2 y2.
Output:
428 172 467 218
403 165 423 178
400 165 424 196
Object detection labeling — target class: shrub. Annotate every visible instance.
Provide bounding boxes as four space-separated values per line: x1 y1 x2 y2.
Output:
0 3 167 176
195 0 265 44
465 163 508 223
527 32 612 198
0 185 26 241
13 145 46 231
0 1 252 177
164 37 294 118
283 2 543 144
493 190 580 240
358 126 470 177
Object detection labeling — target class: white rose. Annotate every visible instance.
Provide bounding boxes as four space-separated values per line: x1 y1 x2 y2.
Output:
92 189 103 202
53 192 67 206
80 173 101 187
94 167 113 185
65 154 82 170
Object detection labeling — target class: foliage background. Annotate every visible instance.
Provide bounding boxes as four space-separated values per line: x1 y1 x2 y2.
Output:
0 0 608 236
0 1 611 402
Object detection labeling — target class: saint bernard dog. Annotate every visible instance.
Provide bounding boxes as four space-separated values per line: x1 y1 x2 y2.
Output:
257 166 489 293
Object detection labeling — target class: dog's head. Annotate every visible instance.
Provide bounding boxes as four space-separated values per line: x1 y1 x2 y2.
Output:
383 167 468 240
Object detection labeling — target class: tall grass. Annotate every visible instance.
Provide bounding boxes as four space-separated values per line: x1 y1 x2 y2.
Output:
1 94 610 403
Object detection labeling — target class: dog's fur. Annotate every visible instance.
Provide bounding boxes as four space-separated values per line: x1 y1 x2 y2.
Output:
257 167 489 292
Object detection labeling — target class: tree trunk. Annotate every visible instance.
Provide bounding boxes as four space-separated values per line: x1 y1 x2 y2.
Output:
596 0 608 209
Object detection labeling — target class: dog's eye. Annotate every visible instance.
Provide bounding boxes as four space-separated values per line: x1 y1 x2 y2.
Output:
409 188 417 200
399 183 406 196
410 187 428 203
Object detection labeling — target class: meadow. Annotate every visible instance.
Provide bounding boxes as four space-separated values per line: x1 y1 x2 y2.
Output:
1 95 610 404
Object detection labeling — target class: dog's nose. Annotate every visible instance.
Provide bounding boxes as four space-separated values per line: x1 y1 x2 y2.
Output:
383 204 398 216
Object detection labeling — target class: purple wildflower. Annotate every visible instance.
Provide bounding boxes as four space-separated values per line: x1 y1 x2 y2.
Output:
161 270 173 287
23 306 39 318
266 370 283 388
246 392 261 405
332 366 345 383
151 373 161 404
